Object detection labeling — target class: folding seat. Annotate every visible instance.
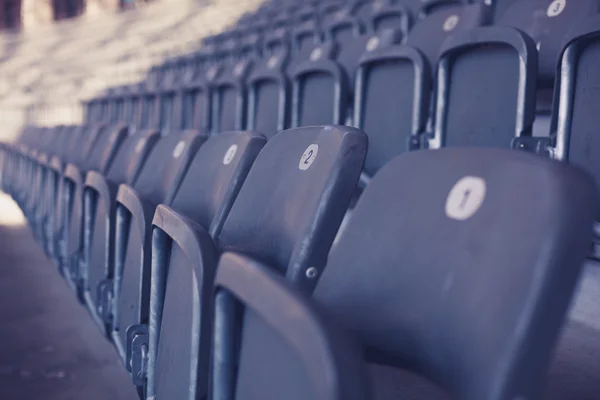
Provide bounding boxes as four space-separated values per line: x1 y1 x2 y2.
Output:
145 126 367 399
498 0 600 90
109 128 206 363
176 49 218 134
290 21 399 128
212 32 261 134
353 30 431 181
118 131 265 393
218 147 597 400
427 26 537 149
369 3 411 35
292 18 324 63
405 3 490 70
289 41 347 127
56 124 130 289
35 124 96 249
246 31 291 138
522 16 600 258
80 128 161 333
23 126 75 224
212 252 370 400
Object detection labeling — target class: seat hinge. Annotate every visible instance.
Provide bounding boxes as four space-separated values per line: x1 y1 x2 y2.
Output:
127 324 149 387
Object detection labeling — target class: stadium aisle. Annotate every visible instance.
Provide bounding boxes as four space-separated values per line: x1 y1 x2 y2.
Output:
0 194 137 400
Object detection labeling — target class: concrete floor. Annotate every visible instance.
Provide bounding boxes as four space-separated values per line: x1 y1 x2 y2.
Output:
0 196 137 400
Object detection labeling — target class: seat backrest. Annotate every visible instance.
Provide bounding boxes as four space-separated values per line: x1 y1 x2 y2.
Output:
429 27 537 149
86 124 130 174
132 130 206 205
354 38 431 176
314 147 597 400
550 15 600 198
292 19 323 63
406 3 489 69
246 47 290 139
170 131 266 238
498 0 600 88
370 3 411 35
212 58 253 134
213 252 371 400
289 42 348 127
327 15 370 90
105 129 160 186
218 125 367 292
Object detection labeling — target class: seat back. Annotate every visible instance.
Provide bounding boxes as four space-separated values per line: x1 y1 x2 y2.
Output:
327 15 370 91
370 3 411 35
218 125 367 292
499 0 600 88
132 130 206 205
105 129 160 186
354 32 428 176
406 3 489 70
170 131 266 238
429 27 537 148
290 42 348 127
314 147 597 400
212 252 371 400
551 15 600 195
212 58 253 134
246 46 290 139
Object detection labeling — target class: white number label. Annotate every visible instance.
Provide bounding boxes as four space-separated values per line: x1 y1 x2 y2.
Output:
134 138 145 154
547 0 566 17
443 15 459 32
367 36 380 52
310 48 323 62
267 55 278 69
172 140 186 158
445 176 486 221
299 144 318 171
223 144 238 165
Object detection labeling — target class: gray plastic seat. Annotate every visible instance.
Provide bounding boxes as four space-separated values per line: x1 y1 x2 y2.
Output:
136 131 266 395
146 126 366 400
212 252 371 400
110 129 205 367
354 31 429 179
57 124 130 295
369 3 411 35
246 37 290 139
290 42 347 127
405 3 489 69
534 15 600 259
313 147 596 400
428 27 537 149
498 0 600 89
80 128 161 334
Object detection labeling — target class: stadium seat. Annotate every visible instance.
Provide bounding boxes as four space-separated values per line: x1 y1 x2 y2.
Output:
212 252 371 400
138 131 266 394
405 3 490 68
246 32 291 138
57 124 129 294
289 42 347 127
353 30 428 180
498 0 600 89
530 15 600 258
110 129 205 366
80 128 161 333
214 147 596 400
145 126 366 399
428 27 537 149
369 3 411 35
